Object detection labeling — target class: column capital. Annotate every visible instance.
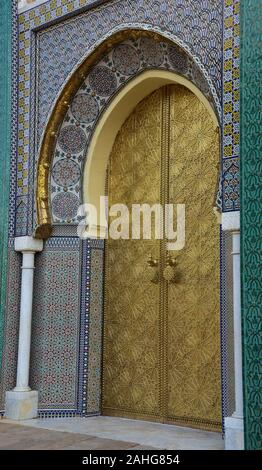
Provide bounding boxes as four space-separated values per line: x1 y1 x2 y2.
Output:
222 211 240 232
14 236 43 253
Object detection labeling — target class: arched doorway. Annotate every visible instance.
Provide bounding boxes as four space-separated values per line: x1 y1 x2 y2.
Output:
35 32 223 432
102 84 221 431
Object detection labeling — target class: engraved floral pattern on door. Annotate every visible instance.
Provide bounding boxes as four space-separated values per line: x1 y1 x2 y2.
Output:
168 86 221 429
102 90 162 419
102 85 221 430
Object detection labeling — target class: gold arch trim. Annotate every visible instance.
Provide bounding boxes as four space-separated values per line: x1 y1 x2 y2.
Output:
35 30 219 239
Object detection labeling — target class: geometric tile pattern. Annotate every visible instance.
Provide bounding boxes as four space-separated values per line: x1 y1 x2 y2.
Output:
220 230 235 433
36 1 223 142
8 1 19 239
50 35 220 223
0 0 12 373
240 0 262 450
77 239 91 416
1 238 101 419
86 246 104 414
0 249 21 413
0 1 19 413
15 197 28 237
30 238 81 413
222 0 240 211
3 235 104 419
222 157 240 211
17 0 223 234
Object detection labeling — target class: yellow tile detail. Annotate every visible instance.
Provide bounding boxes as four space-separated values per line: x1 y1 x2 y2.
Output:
233 111 239 122
233 134 239 145
224 146 232 157
225 82 233 93
225 38 233 50
224 124 233 135
233 47 240 58
224 59 232 71
233 68 240 79
234 24 240 36
225 16 233 28
225 103 233 113
234 2 240 15
45 12 52 21
234 90 240 101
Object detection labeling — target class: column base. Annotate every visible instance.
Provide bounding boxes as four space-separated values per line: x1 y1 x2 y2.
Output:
224 416 244 450
5 390 38 420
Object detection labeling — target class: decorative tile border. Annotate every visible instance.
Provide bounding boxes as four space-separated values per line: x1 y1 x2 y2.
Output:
222 0 240 211
220 230 235 433
0 249 21 413
8 2 19 240
240 0 262 450
0 1 12 374
86 245 104 414
78 238 91 415
0 0 19 410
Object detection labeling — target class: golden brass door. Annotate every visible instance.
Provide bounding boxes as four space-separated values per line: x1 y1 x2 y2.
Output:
102 85 221 431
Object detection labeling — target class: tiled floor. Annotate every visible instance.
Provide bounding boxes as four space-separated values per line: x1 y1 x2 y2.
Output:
0 417 224 450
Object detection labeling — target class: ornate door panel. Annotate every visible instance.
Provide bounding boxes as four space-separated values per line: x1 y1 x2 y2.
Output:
102 85 221 430
102 89 162 420
167 86 221 430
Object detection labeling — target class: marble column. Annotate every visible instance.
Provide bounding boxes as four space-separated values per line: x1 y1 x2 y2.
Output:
222 212 244 450
5 236 43 420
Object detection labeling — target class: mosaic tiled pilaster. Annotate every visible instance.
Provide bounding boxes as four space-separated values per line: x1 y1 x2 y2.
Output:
86 241 104 414
241 0 262 450
222 0 240 211
0 249 21 413
0 0 13 372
